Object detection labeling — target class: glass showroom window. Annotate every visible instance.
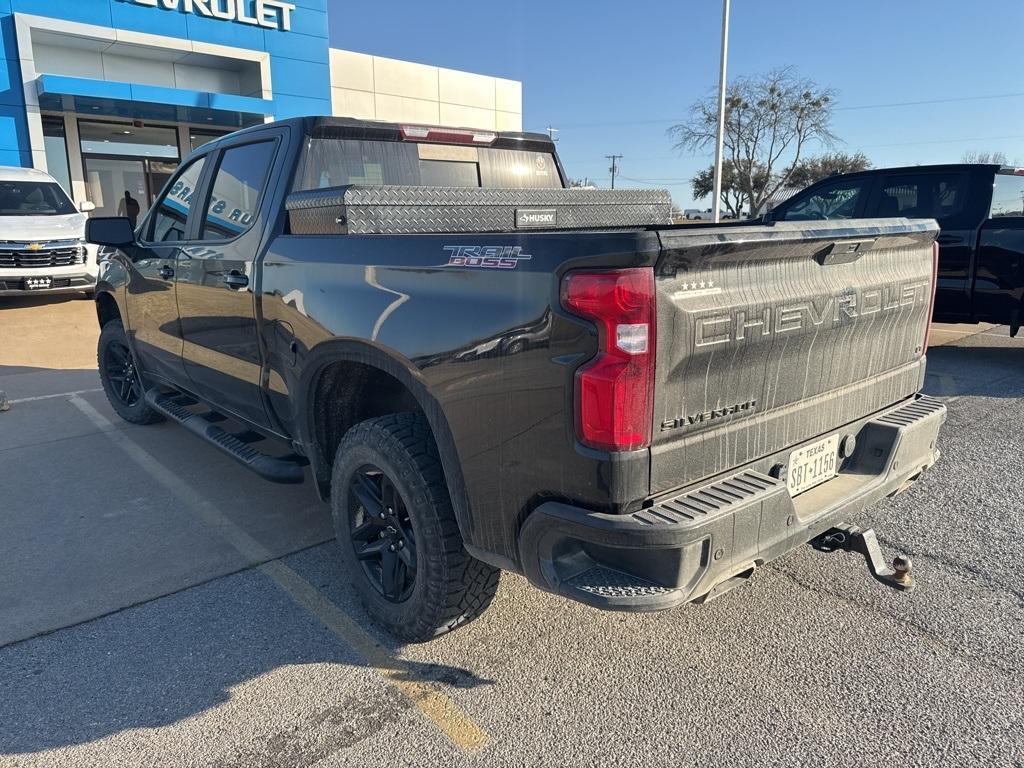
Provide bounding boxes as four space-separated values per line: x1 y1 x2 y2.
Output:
42 116 72 196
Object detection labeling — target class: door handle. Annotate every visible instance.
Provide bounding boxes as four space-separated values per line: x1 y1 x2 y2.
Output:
158 265 174 280
222 271 249 289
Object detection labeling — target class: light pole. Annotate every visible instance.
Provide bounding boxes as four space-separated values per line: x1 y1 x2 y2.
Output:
711 0 730 224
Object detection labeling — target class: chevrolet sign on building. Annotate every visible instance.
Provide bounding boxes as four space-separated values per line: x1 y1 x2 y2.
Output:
117 0 296 31
0 0 523 221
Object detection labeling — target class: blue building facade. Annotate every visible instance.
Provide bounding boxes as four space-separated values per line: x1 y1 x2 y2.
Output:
0 0 330 216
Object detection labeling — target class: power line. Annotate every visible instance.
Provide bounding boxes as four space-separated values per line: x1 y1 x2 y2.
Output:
606 154 622 188
835 91 1024 112
544 90 1024 131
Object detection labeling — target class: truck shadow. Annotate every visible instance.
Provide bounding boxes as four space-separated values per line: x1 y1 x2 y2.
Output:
0 542 494 758
0 294 89 310
923 340 1024 399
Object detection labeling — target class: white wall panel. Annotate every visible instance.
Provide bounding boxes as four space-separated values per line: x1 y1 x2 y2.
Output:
329 49 522 131
33 43 105 80
374 93 439 125
438 68 494 110
331 87 375 120
372 57 438 101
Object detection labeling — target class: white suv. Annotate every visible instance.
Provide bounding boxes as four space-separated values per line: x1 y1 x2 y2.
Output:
0 166 97 297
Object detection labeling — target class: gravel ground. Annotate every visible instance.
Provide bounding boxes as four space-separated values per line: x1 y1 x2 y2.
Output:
1 301 1021 768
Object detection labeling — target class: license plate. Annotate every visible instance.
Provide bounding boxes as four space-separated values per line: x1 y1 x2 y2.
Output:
25 276 52 290
787 434 840 496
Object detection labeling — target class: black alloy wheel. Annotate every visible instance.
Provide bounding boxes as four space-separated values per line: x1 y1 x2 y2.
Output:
348 464 418 602
103 339 142 407
97 319 162 425
330 412 500 641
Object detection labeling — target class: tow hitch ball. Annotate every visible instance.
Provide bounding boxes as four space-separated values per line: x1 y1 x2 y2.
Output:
811 523 915 592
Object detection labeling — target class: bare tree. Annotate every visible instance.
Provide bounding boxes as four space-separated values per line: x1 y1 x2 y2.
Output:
671 67 836 214
962 150 1008 164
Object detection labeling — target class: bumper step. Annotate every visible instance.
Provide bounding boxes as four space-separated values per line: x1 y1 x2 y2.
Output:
564 567 675 600
145 390 306 484
519 394 946 612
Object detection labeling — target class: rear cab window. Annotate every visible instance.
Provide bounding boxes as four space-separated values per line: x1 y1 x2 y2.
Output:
873 172 966 223
292 132 561 192
990 171 1024 218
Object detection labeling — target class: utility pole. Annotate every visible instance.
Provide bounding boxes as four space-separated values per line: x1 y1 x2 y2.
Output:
711 0 731 224
546 126 559 142
606 154 622 189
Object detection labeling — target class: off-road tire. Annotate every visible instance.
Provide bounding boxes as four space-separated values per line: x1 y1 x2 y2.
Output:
331 412 500 642
97 320 163 425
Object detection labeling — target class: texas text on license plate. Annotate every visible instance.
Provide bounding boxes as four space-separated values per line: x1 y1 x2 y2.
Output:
786 434 840 497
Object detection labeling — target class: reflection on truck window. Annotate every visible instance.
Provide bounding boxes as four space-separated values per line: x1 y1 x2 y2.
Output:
418 159 480 187
876 173 964 221
149 157 206 242
780 179 864 221
990 173 1024 218
293 139 560 191
0 181 77 216
201 141 276 240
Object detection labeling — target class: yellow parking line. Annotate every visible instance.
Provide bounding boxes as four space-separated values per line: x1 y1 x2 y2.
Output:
69 395 490 754
262 560 489 751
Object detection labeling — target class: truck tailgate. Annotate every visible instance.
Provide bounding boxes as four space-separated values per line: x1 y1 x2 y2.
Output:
650 218 938 496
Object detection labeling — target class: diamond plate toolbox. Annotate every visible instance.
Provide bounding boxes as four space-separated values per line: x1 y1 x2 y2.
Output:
285 185 673 235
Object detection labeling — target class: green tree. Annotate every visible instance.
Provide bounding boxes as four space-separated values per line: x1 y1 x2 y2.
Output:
690 161 766 218
672 67 836 215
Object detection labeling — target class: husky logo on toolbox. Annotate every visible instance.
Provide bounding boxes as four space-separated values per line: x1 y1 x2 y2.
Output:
443 245 533 269
516 208 557 228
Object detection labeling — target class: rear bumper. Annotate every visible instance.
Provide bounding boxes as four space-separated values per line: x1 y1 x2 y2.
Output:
518 395 946 611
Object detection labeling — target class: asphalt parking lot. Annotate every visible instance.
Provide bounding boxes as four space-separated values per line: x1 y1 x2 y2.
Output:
1 296 1022 768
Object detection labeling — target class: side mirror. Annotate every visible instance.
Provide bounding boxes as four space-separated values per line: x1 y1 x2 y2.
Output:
79 200 96 213
86 217 136 248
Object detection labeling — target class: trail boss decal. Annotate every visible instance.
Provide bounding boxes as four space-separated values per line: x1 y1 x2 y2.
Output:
443 245 533 269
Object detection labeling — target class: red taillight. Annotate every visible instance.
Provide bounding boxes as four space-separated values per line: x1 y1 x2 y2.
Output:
561 268 656 452
400 124 497 145
923 240 939 351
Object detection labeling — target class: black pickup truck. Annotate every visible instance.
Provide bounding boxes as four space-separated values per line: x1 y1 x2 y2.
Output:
769 163 1024 336
87 117 946 641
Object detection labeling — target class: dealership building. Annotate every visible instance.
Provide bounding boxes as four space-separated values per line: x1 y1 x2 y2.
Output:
0 0 523 217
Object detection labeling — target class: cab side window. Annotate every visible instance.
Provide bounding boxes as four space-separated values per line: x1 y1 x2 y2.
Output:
780 179 865 221
148 157 206 243
200 141 276 240
988 173 1024 218
875 173 964 222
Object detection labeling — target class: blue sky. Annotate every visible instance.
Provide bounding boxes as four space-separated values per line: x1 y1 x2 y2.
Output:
328 0 1024 207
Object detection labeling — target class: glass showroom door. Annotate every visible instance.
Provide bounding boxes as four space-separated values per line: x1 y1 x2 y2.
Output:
83 156 149 224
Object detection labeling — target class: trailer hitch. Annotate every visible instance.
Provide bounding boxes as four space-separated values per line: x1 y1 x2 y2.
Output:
811 523 915 592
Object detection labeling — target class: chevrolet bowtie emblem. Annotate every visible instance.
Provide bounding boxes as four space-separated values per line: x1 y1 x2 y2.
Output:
26 243 44 251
